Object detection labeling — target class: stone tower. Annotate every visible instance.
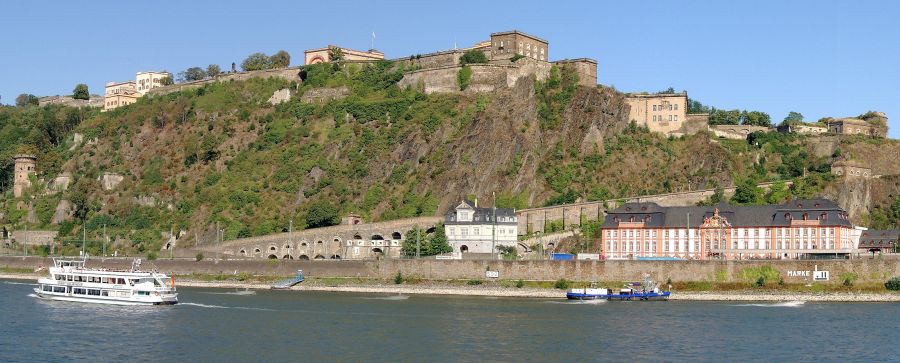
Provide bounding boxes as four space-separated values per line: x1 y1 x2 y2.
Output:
13 154 36 198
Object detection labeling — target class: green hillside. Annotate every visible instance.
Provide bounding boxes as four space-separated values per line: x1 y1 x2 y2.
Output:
1 61 898 255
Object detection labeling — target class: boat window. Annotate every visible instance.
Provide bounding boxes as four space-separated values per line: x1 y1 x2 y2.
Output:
53 286 67 293
101 291 109 296
118 278 126 285
137 291 150 296
88 289 101 296
101 277 108 283
74 288 86 295
43 285 52 292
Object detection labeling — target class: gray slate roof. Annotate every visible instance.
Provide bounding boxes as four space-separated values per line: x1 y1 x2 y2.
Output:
602 199 853 229
445 199 516 225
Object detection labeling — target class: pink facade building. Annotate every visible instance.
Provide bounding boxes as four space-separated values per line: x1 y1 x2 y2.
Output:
601 199 856 260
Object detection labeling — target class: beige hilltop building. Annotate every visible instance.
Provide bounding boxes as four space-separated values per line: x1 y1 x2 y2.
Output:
624 92 709 136
304 46 385 65
104 71 172 112
135 71 171 95
103 81 138 112
488 30 549 61
13 154 36 198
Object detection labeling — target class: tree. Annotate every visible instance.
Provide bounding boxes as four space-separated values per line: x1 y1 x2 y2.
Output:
270 50 291 68
730 178 763 205
241 52 273 71
401 224 451 256
428 224 451 255
305 200 339 228
708 109 741 125
741 110 772 127
15 93 38 107
206 64 221 78
782 111 804 126
658 87 676 94
72 84 89 100
459 49 488 65
328 47 344 62
765 180 790 204
179 67 207 82
159 75 174 86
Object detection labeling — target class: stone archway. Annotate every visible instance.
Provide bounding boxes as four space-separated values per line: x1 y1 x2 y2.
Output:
267 254 278 259
372 248 383 254
460 245 469 253
392 232 402 240
299 255 310 260
283 254 293 259
314 255 325 260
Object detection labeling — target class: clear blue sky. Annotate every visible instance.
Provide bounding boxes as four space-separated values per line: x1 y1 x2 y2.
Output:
2 0 898 137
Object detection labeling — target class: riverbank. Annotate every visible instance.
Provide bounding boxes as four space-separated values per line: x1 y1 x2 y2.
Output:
4 272 899 301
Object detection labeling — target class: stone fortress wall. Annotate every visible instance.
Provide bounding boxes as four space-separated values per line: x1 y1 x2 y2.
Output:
146 67 302 97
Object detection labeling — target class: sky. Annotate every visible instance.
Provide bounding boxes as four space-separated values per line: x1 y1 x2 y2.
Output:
1 0 898 137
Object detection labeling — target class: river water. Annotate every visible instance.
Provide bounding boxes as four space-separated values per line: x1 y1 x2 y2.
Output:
1 280 898 362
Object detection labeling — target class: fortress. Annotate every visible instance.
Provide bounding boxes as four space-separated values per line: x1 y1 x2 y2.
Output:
386 30 598 94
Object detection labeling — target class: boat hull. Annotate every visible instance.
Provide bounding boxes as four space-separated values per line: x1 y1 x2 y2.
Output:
34 289 177 306
566 291 670 301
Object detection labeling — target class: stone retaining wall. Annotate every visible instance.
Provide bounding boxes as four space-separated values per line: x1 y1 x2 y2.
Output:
4 256 896 285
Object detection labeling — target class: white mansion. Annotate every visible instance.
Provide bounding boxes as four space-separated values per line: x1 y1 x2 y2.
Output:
445 199 518 254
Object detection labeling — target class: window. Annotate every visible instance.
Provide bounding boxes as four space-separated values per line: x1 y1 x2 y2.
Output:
669 105 673 111
674 104 678 110
653 105 657 111
474 228 479 235
674 115 678 122
653 115 657 122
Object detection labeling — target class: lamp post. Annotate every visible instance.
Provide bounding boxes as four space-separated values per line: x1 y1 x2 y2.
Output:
492 192 497 260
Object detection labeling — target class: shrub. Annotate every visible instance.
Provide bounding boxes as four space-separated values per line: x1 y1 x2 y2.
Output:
554 278 569 289
147 251 158 261
510 54 525 63
841 272 858 287
515 279 524 288
755 276 766 287
466 279 483 286
195 253 204 262
457 66 472 91
458 50 488 65
394 271 403 285
885 276 900 291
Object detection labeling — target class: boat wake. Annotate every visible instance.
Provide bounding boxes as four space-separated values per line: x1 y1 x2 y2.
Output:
361 295 409 301
545 299 607 305
180 302 274 311
733 301 805 308
202 290 257 296
27 293 38 298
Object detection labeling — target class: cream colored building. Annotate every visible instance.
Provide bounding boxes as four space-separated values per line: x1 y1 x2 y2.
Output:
103 81 138 112
304 46 384 65
135 71 171 95
625 92 688 135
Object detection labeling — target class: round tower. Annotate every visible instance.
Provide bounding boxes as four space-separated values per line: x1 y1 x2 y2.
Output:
12 154 36 198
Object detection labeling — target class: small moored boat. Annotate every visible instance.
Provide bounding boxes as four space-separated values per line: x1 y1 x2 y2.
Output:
567 276 670 301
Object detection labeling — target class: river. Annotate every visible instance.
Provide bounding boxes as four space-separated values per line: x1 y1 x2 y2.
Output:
1 279 897 362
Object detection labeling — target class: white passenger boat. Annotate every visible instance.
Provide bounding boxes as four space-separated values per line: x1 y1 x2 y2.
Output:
34 258 178 305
